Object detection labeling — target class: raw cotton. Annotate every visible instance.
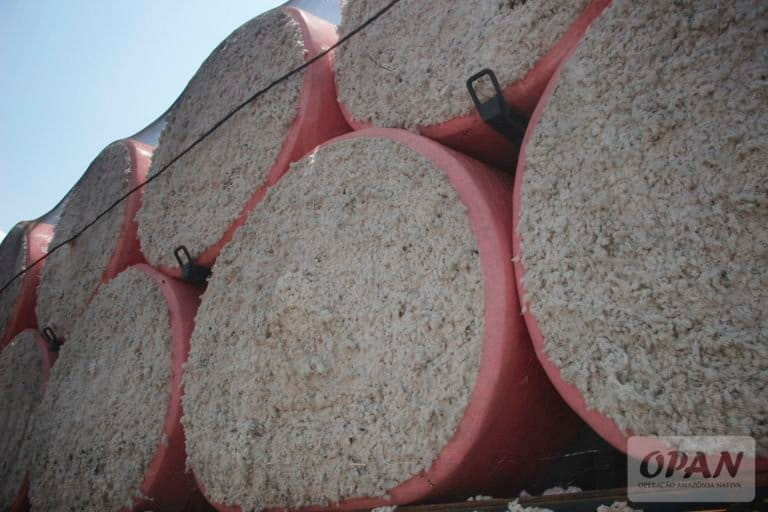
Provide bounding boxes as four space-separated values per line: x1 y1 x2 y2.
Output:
541 486 581 496
334 0 590 130
137 8 306 269
0 330 43 508
183 136 484 509
0 226 26 336
508 500 641 512
597 503 642 512
519 0 768 452
35 142 132 341
508 502 555 512
29 267 172 511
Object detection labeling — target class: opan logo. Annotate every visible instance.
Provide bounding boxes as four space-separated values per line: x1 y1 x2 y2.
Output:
639 450 744 479
628 436 755 503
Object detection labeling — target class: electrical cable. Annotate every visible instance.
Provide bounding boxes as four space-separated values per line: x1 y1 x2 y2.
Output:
0 0 403 295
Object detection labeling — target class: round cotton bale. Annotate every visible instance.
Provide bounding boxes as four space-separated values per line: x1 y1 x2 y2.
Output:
29 264 203 511
334 0 610 167
35 139 152 343
514 0 768 462
0 222 53 348
0 329 56 511
183 128 575 511
137 7 349 276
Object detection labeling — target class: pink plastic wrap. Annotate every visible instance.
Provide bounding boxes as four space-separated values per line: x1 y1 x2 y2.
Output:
511 41 768 473
120 264 207 511
338 0 611 168
1 223 54 349
102 139 153 282
8 329 58 512
156 7 350 278
198 128 577 511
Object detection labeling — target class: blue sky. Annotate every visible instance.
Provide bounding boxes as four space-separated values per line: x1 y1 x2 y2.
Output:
0 0 323 239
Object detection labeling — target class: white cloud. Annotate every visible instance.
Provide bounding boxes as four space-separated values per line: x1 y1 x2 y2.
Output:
0 230 5 242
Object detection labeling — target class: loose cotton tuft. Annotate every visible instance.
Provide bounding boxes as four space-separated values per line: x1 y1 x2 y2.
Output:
507 501 641 512
518 0 768 452
183 136 484 509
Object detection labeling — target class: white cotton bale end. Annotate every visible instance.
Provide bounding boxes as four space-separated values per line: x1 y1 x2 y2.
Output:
35 139 152 343
137 7 349 275
514 0 768 461
29 265 204 511
0 329 56 510
334 0 609 167
0 222 53 348
183 128 575 512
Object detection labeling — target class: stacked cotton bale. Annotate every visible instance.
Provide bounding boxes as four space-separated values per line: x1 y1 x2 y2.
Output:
29 265 202 510
137 7 349 276
35 139 152 342
0 330 54 511
0 225 28 346
183 129 574 511
514 0 768 459
334 0 610 166
0 222 53 348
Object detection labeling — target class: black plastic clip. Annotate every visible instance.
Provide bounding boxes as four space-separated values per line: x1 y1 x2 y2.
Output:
42 327 62 352
174 246 211 285
467 68 528 145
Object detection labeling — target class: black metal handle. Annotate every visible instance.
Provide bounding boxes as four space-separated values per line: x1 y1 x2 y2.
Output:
466 68 528 146
174 245 211 285
467 68 506 119
42 327 62 352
